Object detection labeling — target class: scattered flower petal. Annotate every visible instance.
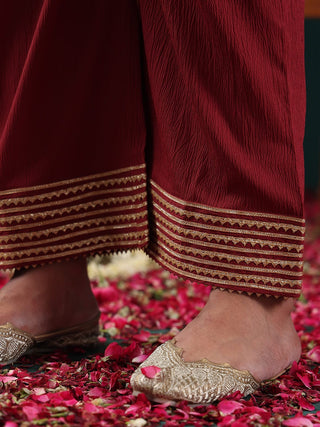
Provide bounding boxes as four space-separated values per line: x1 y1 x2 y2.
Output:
282 415 314 427
217 400 244 415
141 366 161 379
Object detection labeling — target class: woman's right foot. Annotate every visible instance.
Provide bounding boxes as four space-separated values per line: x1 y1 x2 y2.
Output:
173 290 301 383
131 289 301 404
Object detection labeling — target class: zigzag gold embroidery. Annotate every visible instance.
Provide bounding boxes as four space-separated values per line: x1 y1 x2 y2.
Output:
0 195 147 227
157 241 303 277
0 237 149 267
149 249 301 287
0 214 148 246
153 205 304 242
152 191 305 234
0 230 149 261
0 164 146 196
154 216 304 252
156 231 303 269
0 182 146 215
158 242 302 280
147 250 301 295
151 181 305 225
0 202 147 233
155 223 303 258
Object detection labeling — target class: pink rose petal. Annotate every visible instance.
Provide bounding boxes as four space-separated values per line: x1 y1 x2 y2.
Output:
22 405 40 421
0 375 17 383
307 346 320 363
141 366 161 379
83 402 104 414
132 354 149 364
217 400 244 415
133 330 151 342
32 394 49 403
282 415 314 427
87 387 105 398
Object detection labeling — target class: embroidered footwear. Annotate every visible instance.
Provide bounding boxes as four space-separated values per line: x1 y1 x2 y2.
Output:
130 339 261 404
0 312 100 365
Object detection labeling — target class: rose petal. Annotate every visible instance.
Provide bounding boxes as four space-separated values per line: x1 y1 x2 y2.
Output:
133 331 151 342
132 354 148 364
104 342 123 359
282 415 314 427
296 373 312 389
140 366 161 379
0 375 17 383
217 400 244 415
307 346 320 363
87 387 105 398
22 405 40 421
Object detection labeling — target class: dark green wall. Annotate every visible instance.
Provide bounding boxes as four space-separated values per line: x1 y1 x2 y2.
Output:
304 19 320 191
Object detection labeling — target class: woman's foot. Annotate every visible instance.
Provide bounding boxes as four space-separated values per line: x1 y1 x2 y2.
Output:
174 289 301 382
0 259 99 336
131 289 301 403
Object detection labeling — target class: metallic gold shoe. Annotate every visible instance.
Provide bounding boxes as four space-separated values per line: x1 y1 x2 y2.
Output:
0 312 100 365
130 340 261 404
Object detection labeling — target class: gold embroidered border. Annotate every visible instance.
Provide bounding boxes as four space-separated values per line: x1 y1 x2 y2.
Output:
0 164 148 268
0 202 147 234
148 250 301 295
0 194 146 227
153 203 304 241
157 241 302 277
155 224 303 258
151 181 305 226
154 215 304 252
156 230 303 269
0 164 146 197
0 181 146 215
151 245 302 285
0 237 149 268
149 182 304 295
0 229 149 261
0 214 148 247
152 190 305 234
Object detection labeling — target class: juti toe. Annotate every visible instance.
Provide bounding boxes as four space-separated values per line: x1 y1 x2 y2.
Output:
130 340 261 404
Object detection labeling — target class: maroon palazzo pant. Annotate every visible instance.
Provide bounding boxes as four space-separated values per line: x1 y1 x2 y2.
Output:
0 0 305 297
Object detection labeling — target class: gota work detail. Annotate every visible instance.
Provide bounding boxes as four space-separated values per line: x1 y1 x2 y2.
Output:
130 340 260 404
147 181 305 297
0 165 148 269
0 314 100 365
0 323 34 365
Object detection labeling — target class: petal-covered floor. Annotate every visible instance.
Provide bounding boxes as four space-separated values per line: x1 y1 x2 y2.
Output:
0 199 320 426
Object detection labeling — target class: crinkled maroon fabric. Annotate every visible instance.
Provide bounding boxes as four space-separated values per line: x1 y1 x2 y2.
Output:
0 0 306 296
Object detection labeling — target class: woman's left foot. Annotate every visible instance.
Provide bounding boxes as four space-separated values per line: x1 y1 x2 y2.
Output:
0 259 100 364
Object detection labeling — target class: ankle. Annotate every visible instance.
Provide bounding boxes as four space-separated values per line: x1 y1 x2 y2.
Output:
210 289 295 318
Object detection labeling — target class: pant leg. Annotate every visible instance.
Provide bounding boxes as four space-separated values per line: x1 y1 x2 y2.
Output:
140 0 306 297
0 0 148 269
